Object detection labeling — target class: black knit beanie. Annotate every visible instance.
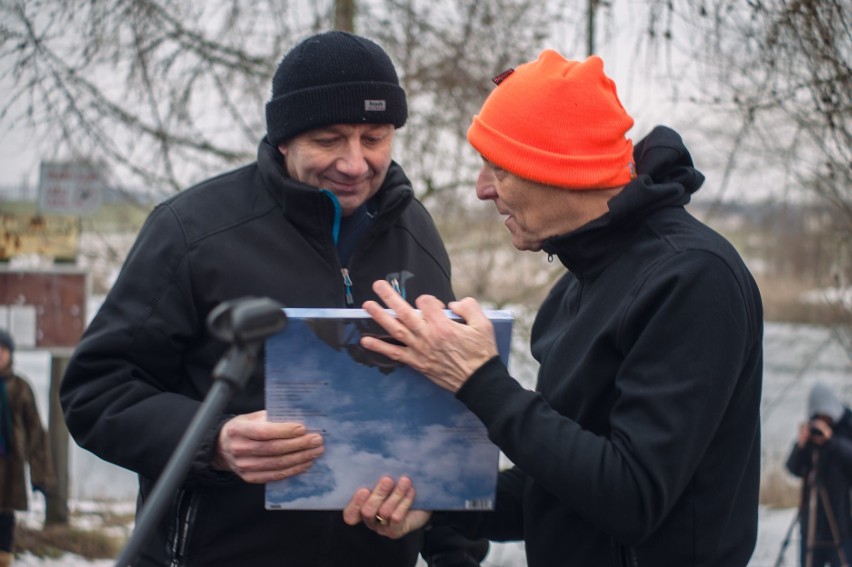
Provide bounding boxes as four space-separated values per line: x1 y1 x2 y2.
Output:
0 330 13 354
265 31 408 146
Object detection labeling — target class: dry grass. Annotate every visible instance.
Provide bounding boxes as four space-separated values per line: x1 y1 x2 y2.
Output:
755 275 846 326
13 506 134 560
760 464 802 509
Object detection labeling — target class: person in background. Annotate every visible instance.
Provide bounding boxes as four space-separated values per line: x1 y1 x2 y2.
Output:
343 49 764 566
0 329 54 567
60 31 486 567
787 382 852 567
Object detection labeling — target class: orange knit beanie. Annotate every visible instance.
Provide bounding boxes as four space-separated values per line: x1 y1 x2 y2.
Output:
467 50 636 190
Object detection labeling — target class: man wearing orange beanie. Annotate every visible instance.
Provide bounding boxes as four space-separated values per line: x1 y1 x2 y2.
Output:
344 49 764 566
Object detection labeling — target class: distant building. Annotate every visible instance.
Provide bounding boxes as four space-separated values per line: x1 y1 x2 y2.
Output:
0 183 154 207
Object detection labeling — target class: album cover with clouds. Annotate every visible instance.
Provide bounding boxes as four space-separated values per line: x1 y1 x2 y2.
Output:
264 307 513 511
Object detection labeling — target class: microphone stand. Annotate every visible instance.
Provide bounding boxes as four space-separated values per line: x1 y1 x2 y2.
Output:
114 297 287 567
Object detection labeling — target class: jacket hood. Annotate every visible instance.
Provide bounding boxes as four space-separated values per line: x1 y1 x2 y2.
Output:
542 126 704 273
607 125 704 223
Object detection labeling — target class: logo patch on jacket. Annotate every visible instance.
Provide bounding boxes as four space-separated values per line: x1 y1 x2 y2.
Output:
385 271 414 300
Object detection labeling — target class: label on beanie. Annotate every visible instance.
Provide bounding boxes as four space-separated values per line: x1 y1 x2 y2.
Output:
364 100 387 111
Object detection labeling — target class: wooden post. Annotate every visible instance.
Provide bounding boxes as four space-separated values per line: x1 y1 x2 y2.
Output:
46 355 70 525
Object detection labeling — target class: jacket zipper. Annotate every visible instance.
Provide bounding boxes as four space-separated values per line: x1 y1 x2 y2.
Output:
169 489 198 566
341 268 354 306
321 189 355 307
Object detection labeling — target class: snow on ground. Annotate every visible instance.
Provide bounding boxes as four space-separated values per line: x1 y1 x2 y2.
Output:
14 497 133 567
14 553 112 567
10 321 850 566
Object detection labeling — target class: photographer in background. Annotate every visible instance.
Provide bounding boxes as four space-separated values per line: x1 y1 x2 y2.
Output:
786 382 852 567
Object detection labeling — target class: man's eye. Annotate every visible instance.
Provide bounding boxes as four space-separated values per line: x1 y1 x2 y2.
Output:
363 134 387 145
315 137 338 146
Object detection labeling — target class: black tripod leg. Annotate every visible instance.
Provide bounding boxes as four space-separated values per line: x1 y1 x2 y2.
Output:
818 486 849 567
807 449 820 567
775 511 800 567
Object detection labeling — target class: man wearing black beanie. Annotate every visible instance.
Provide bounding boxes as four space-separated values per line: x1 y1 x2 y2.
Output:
60 31 486 567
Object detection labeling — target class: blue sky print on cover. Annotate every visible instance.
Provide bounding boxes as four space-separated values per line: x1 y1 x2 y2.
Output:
265 308 513 510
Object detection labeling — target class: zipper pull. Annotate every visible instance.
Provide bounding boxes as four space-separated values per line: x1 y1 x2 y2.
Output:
390 276 407 300
341 268 354 306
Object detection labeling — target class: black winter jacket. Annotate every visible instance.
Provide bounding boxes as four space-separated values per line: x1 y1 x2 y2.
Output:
787 408 852 549
441 126 764 566
60 139 484 566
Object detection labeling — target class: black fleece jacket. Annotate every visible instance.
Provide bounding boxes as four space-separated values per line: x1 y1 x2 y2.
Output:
60 139 486 566
442 126 764 567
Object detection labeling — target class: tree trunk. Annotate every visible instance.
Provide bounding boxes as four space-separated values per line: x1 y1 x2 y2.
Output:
335 0 356 32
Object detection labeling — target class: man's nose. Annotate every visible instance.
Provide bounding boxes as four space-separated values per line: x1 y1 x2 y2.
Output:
336 140 369 177
475 165 497 201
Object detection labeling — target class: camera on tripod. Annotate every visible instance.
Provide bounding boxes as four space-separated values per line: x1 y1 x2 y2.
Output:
809 419 832 440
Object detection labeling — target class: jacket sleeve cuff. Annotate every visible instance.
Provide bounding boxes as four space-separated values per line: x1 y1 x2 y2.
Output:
456 356 523 420
457 356 504 398
188 413 240 486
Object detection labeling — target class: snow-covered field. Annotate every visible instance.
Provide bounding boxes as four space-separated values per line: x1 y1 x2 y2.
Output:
12 321 850 566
